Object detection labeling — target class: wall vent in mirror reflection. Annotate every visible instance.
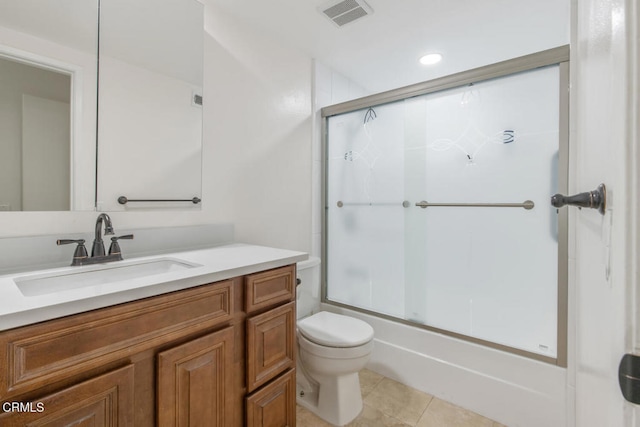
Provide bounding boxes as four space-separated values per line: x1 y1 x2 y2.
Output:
193 93 203 107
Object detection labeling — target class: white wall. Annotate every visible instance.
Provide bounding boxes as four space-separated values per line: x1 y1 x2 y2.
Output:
203 3 312 253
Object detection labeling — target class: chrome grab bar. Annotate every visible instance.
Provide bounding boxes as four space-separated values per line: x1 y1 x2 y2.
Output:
415 200 535 210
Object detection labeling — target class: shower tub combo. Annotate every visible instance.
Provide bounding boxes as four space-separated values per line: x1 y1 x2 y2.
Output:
320 46 570 427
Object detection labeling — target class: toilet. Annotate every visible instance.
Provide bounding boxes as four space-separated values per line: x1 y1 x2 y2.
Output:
296 257 374 426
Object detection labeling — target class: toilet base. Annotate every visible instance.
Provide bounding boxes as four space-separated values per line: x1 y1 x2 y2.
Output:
296 370 364 426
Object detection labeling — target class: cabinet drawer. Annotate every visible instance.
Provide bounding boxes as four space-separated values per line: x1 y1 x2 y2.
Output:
0 280 233 398
246 302 295 393
245 265 295 314
0 364 134 426
246 368 296 427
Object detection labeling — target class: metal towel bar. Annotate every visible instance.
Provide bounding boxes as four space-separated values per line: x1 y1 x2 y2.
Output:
118 196 201 205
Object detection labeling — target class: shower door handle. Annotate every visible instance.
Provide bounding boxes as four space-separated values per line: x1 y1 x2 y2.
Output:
415 200 535 209
550 184 606 215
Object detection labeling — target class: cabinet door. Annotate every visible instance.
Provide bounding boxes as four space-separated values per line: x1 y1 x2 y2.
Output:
0 364 134 427
246 369 295 427
246 302 295 393
157 326 234 427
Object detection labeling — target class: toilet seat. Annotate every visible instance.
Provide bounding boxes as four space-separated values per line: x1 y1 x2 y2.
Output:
298 331 373 360
298 311 374 347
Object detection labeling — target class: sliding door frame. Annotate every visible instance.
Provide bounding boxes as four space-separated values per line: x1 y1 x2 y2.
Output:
320 45 570 366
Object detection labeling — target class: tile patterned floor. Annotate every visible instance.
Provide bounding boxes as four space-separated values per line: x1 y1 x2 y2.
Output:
296 369 508 427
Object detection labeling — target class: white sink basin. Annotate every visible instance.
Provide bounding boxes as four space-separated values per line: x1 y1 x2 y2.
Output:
14 258 200 297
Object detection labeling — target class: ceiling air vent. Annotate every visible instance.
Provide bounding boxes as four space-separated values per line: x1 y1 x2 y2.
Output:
319 0 374 28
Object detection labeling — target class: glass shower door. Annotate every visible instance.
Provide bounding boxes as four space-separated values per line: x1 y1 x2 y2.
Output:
404 66 561 357
326 102 407 319
325 62 565 361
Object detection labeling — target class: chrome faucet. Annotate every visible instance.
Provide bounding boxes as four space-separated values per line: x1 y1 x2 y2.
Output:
91 213 115 257
57 213 133 266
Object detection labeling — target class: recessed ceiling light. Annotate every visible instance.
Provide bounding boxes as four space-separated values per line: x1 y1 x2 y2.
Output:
419 53 443 65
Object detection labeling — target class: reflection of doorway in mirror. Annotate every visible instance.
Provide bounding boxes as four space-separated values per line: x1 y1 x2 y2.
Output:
0 52 77 211
22 95 70 211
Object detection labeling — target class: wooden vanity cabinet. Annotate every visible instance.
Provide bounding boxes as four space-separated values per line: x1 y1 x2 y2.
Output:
244 265 297 427
0 277 236 427
0 263 298 427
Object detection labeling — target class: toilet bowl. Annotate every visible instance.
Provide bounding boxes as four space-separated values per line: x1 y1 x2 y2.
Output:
296 258 374 426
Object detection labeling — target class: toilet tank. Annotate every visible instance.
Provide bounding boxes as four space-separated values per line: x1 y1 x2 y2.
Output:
296 256 321 319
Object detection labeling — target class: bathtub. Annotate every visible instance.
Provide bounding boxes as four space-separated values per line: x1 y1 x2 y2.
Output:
323 303 569 427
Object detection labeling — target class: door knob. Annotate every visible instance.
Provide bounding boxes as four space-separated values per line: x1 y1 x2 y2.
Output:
619 354 640 404
550 184 606 215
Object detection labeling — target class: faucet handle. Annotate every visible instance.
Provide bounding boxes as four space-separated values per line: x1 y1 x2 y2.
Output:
57 239 89 266
57 238 85 246
108 234 134 256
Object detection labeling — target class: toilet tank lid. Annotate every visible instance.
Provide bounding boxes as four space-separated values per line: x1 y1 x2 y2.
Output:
296 256 320 271
298 311 373 347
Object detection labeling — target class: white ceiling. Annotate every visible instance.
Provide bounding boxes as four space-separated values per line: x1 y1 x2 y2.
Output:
1 0 570 95
207 0 570 93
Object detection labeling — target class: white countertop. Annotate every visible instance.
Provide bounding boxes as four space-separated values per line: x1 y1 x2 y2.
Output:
0 243 308 331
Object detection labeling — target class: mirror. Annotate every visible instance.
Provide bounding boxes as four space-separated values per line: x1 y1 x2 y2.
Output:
0 0 204 212
97 0 204 211
0 0 99 211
